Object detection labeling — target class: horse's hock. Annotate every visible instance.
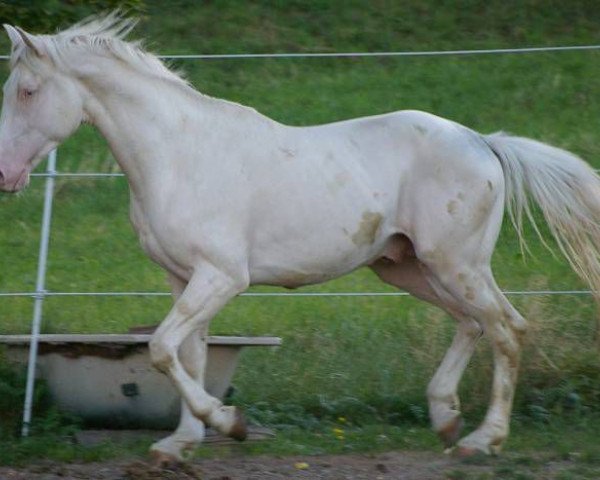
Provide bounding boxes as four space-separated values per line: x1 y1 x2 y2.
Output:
0 333 281 429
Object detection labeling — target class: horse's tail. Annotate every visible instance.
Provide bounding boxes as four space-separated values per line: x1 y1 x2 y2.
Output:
483 132 600 299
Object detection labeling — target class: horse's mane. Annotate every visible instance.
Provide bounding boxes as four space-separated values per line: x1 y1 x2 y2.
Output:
12 12 189 88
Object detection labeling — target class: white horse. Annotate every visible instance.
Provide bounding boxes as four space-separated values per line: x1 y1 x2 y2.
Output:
2 14 600 463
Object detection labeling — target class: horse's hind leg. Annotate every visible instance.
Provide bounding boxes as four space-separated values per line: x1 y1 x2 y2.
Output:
427 318 483 448
427 261 527 454
414 228 528 454
371 254 483 448
396 153 526 453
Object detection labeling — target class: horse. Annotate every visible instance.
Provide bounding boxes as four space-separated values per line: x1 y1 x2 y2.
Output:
2 14 600 464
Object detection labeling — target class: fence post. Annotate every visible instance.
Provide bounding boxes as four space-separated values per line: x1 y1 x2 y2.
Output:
21 149 57 437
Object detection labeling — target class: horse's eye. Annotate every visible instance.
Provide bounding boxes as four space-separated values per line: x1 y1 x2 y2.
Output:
19 88 35 100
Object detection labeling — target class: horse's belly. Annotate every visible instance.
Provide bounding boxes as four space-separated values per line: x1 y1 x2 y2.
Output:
248 253 368 288
247 220 389 288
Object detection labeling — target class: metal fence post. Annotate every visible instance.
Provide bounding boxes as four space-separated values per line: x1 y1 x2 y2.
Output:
21 149 57 437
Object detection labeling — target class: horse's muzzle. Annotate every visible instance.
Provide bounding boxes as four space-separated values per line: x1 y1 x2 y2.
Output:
0 166 29 193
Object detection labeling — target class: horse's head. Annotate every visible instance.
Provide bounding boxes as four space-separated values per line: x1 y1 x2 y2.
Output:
0 25 84 192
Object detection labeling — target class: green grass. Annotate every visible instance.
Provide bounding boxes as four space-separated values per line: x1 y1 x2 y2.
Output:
1 0 600 456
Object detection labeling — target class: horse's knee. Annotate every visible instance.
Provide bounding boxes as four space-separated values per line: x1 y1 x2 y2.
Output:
149 337 176 372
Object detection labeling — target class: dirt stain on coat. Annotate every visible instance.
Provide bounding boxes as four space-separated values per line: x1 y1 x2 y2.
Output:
447 200 458 215
352 211 383 246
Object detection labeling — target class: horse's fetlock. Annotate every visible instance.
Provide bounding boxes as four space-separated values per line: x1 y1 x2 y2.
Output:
427 388 458 406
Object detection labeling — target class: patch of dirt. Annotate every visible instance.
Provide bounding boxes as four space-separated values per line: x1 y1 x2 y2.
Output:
123 460 203 479
0 451 584 480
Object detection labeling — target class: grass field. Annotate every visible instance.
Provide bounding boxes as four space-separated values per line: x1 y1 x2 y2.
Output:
1 0 600 462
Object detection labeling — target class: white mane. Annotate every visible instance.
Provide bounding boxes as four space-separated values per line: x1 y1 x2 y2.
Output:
11 12 189 88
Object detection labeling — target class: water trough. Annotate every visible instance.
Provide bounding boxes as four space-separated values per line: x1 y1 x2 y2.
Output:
0 334 281 429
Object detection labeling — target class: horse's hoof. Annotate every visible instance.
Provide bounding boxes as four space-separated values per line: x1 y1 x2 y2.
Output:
437 416 464 448
489 443 502 456
451 445 489 459
149 449 183 469
228 407 248 441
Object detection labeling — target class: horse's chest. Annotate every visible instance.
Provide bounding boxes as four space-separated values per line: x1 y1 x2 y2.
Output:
131 206 161 257
129 200 190 277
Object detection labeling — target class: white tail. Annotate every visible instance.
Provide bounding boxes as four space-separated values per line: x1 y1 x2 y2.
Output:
484 132 600 300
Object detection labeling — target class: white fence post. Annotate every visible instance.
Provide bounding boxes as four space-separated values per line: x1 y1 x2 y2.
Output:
21 149 57 437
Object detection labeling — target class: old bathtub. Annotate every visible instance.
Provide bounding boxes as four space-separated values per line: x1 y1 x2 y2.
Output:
0 334 281 429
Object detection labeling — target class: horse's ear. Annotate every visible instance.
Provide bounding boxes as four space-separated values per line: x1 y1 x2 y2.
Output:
14 26 45 57
3 24 22 47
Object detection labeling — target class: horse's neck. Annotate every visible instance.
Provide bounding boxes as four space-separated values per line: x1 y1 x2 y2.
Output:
81 64 244 195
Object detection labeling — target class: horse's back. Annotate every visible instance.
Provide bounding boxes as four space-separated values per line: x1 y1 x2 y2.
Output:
301 109 500 181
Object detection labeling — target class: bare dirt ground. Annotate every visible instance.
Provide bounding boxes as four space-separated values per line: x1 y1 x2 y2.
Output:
0 451 584 480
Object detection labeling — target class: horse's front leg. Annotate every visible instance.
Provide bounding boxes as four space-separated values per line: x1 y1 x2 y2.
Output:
151 328 210 464
148 265 248 449
150 275 209 464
